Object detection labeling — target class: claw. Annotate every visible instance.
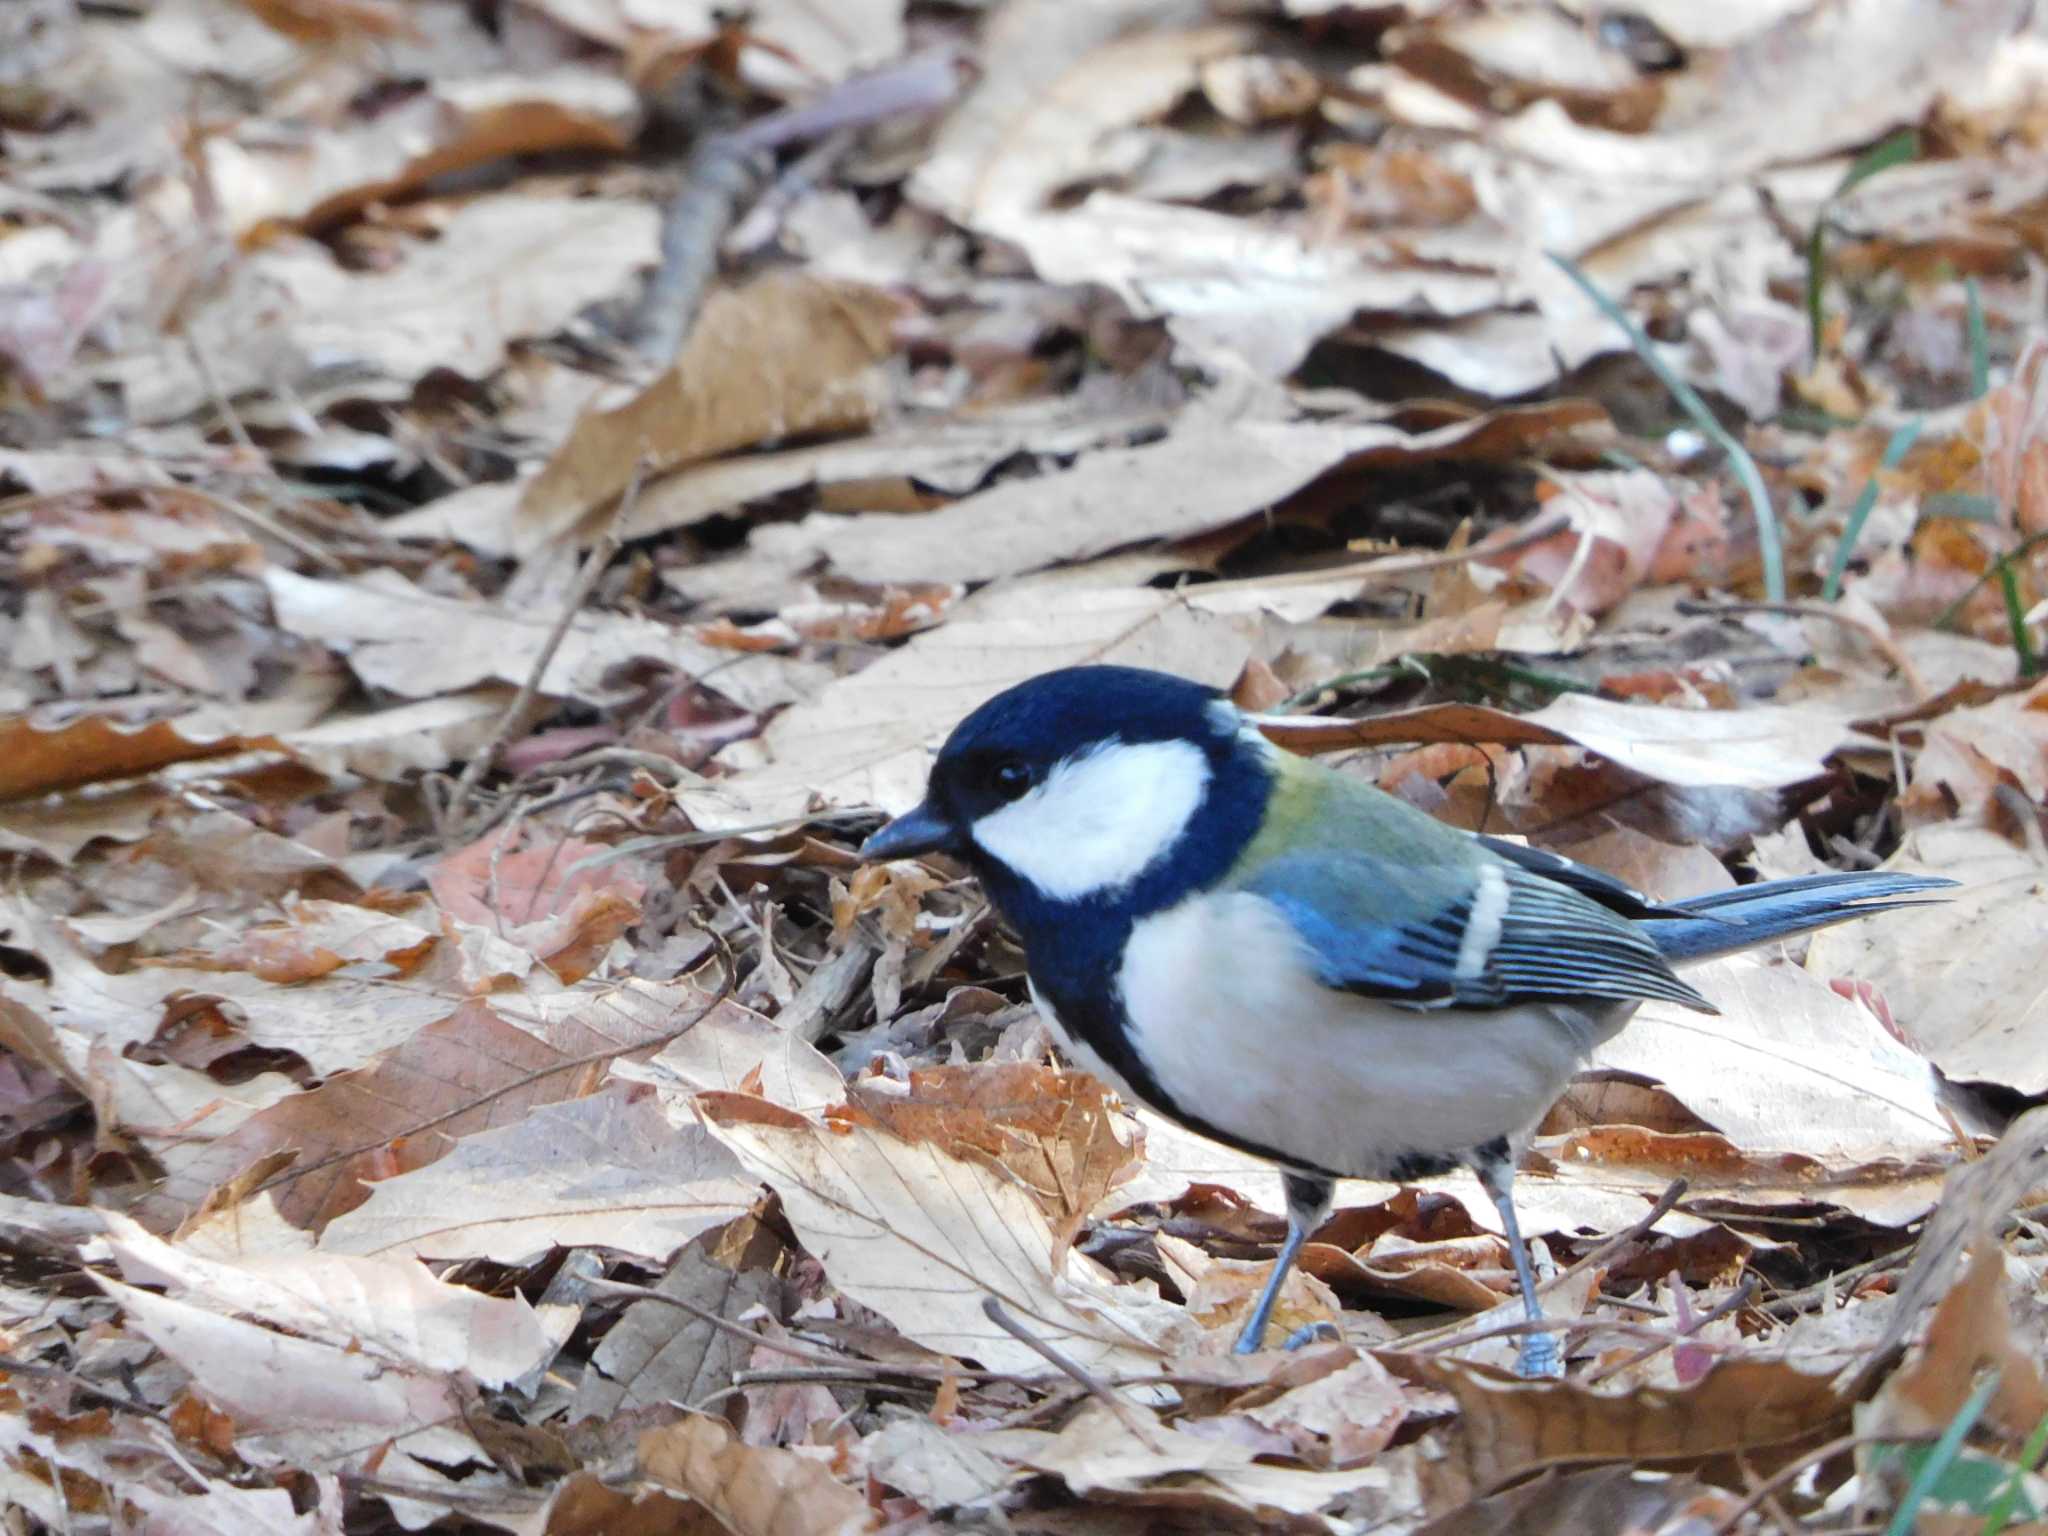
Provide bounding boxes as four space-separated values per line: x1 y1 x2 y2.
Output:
1282 1320 1341 1351
1513 1330 1564 1379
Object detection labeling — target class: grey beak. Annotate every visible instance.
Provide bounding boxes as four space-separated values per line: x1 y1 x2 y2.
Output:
859 801 958 861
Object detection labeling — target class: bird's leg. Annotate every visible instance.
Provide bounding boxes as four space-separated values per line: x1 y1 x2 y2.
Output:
1233 1171 1334 1354
1474 1141 1562 1378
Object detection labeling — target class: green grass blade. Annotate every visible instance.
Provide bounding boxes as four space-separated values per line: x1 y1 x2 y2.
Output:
1886 1371 2002 1536
1978 1406 2048 1535
1825 419 1923 600
1549 252 1786 601
1836 128 1922 198
1933 530 2048 631
1807 220 1830 367
1967 277 1990 400
1808 130 1920 363
1997 558 2038 676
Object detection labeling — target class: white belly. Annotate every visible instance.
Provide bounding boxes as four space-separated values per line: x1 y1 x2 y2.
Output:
1108 891 1622 1177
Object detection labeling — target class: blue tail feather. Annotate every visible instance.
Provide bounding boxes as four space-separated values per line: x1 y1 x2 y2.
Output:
1639 871 1956 965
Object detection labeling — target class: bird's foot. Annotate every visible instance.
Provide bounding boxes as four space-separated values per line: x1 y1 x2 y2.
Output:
1512 1330 1564 1380
1281 1321 1341 1351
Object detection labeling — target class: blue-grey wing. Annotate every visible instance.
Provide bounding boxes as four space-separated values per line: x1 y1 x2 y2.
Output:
1241 851 1714 1014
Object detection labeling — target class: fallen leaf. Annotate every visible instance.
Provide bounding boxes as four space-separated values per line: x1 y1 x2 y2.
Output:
1257 692 1862 791
513 273 901 549
97 1212 566 1385
1017 1400 1405 1520
702 1100 1195 1374
264 567 818 713
1392 1351 1849 1486
319 1087 757 1263
206 70 641 235
573 1223 778 1421
1592 955 1953 1167
680 580 1275 829
104 195 659 425
1805 823 2048 1093
636 1414 870 1536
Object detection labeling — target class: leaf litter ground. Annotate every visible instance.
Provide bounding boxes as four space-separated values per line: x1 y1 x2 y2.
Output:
3 1 2048 1531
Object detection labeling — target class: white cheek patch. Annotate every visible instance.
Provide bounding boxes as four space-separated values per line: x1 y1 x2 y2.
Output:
971 739 1211 901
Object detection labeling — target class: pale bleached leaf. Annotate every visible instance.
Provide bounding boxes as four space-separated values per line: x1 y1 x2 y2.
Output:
703 1109 1196 1374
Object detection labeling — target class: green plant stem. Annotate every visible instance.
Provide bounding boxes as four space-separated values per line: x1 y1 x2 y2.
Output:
1997 559 2039 676
1885 1370 2001 1536
1550 252 1786 602
1933 531 2048 632
1825 419 1923 600
1977 1406 2048 1534
1967 277 1990 399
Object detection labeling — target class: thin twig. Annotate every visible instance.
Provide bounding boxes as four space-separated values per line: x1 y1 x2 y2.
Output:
631 132 767 366
1706 1429 1937 1536
980 1297 1165 1450
1395 1178 1688 1353
1757 1249 1911 1318
1679 598 1931 700
443 471 642 834
0 1357 169 1422
1583 1274 1759 1386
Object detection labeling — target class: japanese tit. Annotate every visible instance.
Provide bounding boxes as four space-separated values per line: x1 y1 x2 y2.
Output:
861 665 1950 1376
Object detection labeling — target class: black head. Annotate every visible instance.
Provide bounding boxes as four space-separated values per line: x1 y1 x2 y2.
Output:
860 666 1271 918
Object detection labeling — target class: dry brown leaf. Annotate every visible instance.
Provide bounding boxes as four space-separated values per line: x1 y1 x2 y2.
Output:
573 1223 778 1421
911 2 1240 227
1257 692 1861 791
318 1087 758 1263
1590 955 1953 1169
0 891 492 1078
206 70 640 235
513 274 901 550
801 404 1605 585
1901 677 2048 820
97 1211 566 1385
636 1414 869 1536
1806 822 2048 1093
521 0 906 91
848 1062 1139 1259
264 567 818 714
126 1480 342 1536
0 711 274 800
626 1004 848 1113
1392 1351 1849 1486
427 825 647 978
150 979 734 1231
1412 1464 1750 1536
95 1276 495 1477
1869 1238 2048 1443
701 1099 1195 1374
1015 1400 1407 1519
106 195 658 425
1155 1230 1343 1348
279 688 534 782
680 580 1280 830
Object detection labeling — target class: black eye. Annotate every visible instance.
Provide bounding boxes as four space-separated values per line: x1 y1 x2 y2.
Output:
988 757 1032 800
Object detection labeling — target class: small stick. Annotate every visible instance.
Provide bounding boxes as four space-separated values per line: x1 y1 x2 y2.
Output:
1550 1177 1690 1292
1706 1428 1937 1536
1582 1273 1759 1385
443 468 642 834
1395 1178 1687 1352
980 1296 1165 1450
1679 597 1931 701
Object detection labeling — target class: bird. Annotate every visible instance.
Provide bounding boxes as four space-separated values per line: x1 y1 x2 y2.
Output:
858 664 1953 1376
